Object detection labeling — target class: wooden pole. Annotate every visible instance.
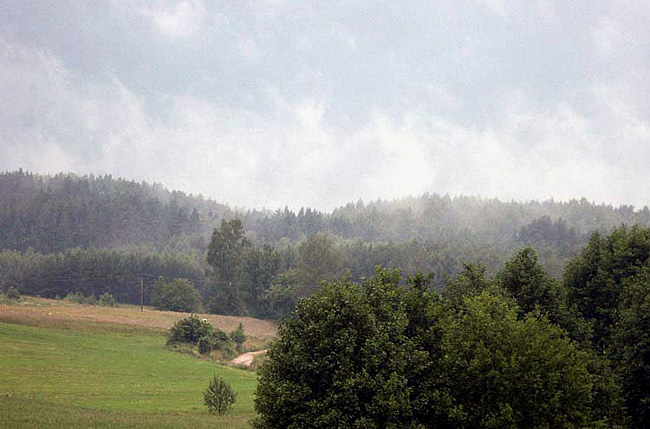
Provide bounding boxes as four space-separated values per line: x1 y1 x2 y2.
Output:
140 275 144 312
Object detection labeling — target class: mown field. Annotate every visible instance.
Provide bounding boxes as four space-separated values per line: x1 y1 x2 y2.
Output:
0 296 277 339
0 298 273 428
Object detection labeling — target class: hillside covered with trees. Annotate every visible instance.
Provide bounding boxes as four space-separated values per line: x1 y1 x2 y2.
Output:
2 169 650 320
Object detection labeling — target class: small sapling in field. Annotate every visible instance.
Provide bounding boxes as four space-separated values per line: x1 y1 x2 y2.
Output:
204 374 236 416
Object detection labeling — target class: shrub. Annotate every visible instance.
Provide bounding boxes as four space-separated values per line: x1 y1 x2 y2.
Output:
198 336 212 355
6 286 20 300
98 292 117 307
167 316 213 345
198 329 237 357
65 291 110 306
229 323 246 351
204 374 236 415
65 291 96 305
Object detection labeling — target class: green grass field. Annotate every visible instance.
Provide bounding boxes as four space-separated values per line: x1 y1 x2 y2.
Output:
0 322 259 428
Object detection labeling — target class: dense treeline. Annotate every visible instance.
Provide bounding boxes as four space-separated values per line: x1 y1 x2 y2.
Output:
2 170 649 255
256 225 650 428
3 169 650 319
0 248 204 305
0 169 228 253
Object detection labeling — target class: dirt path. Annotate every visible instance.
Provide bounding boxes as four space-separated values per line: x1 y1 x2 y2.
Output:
231 349 268 367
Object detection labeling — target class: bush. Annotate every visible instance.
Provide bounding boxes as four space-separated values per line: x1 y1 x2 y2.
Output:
229 323 246 351
98 292 117 307
204 374 236 415
65 291 97 305
198 336 212 355
167 316 237 359
167 316 213 345
198 329 237 358
65 291 117 306
6 286 20 300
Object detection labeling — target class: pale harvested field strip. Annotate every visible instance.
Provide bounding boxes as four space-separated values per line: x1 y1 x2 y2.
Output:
0 297 277 339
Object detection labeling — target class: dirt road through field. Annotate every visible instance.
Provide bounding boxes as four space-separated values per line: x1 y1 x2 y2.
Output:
231 350 268 367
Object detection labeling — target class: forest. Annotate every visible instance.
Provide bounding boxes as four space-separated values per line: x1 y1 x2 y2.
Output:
2 169 650 320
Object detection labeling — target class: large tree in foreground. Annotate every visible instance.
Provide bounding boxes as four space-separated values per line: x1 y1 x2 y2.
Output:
254 268 439 428
254 268 617 428
611 267 650 428
437 292 597 428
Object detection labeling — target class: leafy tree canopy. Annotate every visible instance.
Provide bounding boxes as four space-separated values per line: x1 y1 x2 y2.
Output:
254 268 617 428
151 277 202 313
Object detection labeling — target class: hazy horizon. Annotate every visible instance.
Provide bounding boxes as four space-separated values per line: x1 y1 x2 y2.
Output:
2 1 649 211
6 168 649 215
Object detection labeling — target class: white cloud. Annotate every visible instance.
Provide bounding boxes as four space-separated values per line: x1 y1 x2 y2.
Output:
593 17 622 57
2 0 650 212
1 37 649 211
142 0 206 37
481 0 508 15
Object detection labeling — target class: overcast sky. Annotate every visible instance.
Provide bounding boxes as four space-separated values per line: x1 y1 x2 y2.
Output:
1 1 649 210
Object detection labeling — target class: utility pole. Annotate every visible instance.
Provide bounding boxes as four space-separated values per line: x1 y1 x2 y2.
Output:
140 275 144 312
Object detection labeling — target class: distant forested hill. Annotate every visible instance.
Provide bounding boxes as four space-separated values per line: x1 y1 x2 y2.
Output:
2 169 648 255
0 169 230 253
2 169 650 315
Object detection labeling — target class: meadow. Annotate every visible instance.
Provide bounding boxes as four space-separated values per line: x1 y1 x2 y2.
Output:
0 298 272 428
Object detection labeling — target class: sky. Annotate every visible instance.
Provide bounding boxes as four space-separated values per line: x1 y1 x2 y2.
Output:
1 0 649 211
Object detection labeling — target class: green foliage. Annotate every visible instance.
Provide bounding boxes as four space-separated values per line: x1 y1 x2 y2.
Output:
565 226 650 351
498 247 564 315
151 277 202 313
611 267 650 428
254 268 430 428
496 247 590 340
444 263 492 307
239 245 282 317
263 271 298 319
167 316 236 359
560 225 650 426
0 248 204 306
198 329 235 357
293 232 345 297
229 323 246 351
4 170 650 323
207 218 251 316
438 291 606 428
167 316 213 346
517 215 580 257
65 291 97 305
255 268 619 428
97 292 116 307
203 374 237 416
206 220 283 317
207 219 249 284
64 291 116 307
6 285 20 300
0 170 222 253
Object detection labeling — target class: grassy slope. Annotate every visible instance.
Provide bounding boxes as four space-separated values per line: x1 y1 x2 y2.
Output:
0 308 261 428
